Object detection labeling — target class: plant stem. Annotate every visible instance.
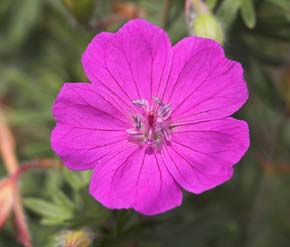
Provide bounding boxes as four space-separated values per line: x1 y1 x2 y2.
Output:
0 112 31 247
11 159 62 181
0 112 18 174
161 0 172 28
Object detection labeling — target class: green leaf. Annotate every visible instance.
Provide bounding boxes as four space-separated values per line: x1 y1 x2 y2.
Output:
0 0 11 16
50 187 75 211
62 0 97 24
63 168 84 191
267 0 290 10
24 198 74 223
216 0 242 31
266 0 290 22
7 0 41 45
80 170 92 186
40 217 69 226
241 0 256 28
248 60 281 109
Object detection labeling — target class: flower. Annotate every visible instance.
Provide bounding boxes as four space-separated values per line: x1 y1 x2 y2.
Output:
51 19 249 215
54 229 94 247
63 229 93 247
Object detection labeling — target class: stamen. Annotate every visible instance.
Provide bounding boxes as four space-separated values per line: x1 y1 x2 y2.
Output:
132 99 148 107
158 104 171 119
133 115 142 129
127 96 172 149
153 97 164 106
126 129 142 135
161 128 171 142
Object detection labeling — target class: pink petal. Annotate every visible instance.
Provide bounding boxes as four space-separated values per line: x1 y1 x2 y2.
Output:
51 83 130 170
82 19 172 105
89 146 182 215
163 118 249 194
162 36 248 123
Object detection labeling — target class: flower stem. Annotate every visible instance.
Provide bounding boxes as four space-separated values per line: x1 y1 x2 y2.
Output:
0 112 18 174
161 0 172 28
11 159 62 181
0 111 31 247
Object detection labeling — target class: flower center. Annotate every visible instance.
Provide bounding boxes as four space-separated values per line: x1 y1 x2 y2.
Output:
127 97 172 150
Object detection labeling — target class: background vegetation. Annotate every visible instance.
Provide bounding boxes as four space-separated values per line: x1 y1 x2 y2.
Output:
1 0 290 246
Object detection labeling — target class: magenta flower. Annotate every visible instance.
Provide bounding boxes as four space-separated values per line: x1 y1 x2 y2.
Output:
51 19 249 215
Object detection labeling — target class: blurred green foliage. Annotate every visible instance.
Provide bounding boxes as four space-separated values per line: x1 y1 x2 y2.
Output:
1 0 290 246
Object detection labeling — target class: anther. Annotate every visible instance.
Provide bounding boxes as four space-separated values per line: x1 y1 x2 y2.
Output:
133 99 148 107
126 129 142 135
162 128 171 142
153 97 164 106
158 104 171 120
133 115 142 129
